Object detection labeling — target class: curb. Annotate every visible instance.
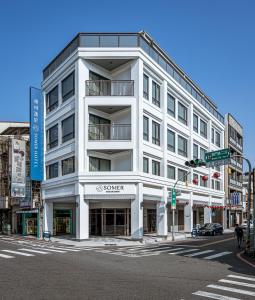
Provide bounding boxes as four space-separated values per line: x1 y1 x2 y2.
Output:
237 251 255 268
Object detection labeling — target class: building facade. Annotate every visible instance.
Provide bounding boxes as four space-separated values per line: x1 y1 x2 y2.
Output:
242 172 253 221
224 114 243 227
42 32 225 240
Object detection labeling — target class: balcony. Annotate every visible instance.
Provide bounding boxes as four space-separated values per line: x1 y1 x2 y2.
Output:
229 178 243 188
89 124 131 141
230 158 243 170
86 80 134 96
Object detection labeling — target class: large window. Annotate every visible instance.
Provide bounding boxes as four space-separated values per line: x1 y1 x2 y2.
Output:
193 114 198 133
193 144 199 159
46 86 58 113
46 162 58 179
152 81 160 107
152 121 160 146
167 94 175 117
215 181 221 191
89 157 111 171
215 131 221 147
143 74 149 100
200 176 208 187
167 165 175 180
178 102 188 125
62 114 75 143
211 128 215 143
178 169 188 182
152 160 160 176
200 119 207 139
62 72 75 101
62 156 75 175
47 124 58 149
167 129 175 152
143 116 149 141
200 147 206 161
143 157 149 173
178 135 187 157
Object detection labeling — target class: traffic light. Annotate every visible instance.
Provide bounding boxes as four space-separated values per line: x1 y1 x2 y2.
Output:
185 159 206 168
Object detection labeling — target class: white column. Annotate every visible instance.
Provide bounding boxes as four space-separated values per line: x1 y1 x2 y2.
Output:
184 192 193 232
204 197 212 224
157 186 168 237
43 201 53 234
131 183 143 239
76 184 89 240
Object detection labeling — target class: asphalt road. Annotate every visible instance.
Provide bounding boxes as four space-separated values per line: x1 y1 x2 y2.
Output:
0 234 254 300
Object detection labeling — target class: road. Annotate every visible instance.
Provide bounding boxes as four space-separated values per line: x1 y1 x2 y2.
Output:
0 233 254 300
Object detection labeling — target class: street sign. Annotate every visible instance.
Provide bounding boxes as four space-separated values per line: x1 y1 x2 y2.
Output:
171 189 176 209
168 190 181 200
205 148 231 168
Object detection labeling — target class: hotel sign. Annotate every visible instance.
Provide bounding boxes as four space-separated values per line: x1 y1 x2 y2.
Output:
86 184 136 195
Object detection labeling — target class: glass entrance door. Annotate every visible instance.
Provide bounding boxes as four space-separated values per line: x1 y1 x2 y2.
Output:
53 209 72 235
147 209 156 233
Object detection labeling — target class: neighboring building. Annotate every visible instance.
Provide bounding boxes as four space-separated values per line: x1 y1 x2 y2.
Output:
0 122 41 236
224 114 243 227
242 172 253 220
42 32 225 240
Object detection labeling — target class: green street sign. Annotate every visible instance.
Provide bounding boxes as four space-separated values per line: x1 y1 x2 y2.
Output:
205 148 231 167
171 189 176 209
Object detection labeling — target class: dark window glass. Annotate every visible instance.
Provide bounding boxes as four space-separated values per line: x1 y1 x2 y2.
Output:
167 129 175 152
89 157 111 171
143 74 149 100
62 72 75 101
167 94 175 117
167 165 175 180
211 128 215 143
178 169 188 182
47 124 58 149
152 121 160 146
62 156 75 175
140 37 150 55
62 114 75 143
200 147 206 161
216 131 221 147
47 86 58 113
193 144 198 159
152 160 160 176
200 119 207 139
193 114 198 133
200 176 208 187
89 114 110 140
152 81 160 107
119 35 137 47
100 35 118 47
211 179 215 189
143 116 149 141
47 162 58 179
215 181 221 190
178 135 188 157
178 102 187 125
143 157 149 173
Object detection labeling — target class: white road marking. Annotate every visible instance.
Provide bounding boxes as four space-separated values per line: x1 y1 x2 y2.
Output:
207 284 255 296
46 246 80 252
2 250 34 257
138 247 171 253
18 248 50 255
192 290 241 300
219 279 255 289
0 253 15 259
169 248 199 255
185 250 214 257
33 248 66 253
203 252 231 260
228 274 255 282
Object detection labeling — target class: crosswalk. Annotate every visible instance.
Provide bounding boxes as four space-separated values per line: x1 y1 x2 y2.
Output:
192 274 255 300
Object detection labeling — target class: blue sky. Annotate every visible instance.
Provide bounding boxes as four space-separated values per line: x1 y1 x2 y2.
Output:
0 0 254 164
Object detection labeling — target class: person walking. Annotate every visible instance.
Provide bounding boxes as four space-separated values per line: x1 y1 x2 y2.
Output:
234 224 244 249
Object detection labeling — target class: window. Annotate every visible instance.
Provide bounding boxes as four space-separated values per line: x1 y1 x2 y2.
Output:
200 176 208 187
178 102 188 125
47 124 58 149
178 169 188 182
200 147 206 161
193 114 198 133
143 74 149 99
62 72 75 101
178 135 188 157
167 165 175 180
143 116 149 141
193 173 199 185
152 81 160 107
143 157 149 173
211 128 215 143
167 94 175 117
46 86 58 113
62 156 75 175
193 144 199 159
211 179 215 189
152 121 160 146
200 119 207 138
215 131 221 147
89 157 111 171
215 181 221 191
152 160 160 176
46 162 58 179
167 129 175 152
62 114 75 143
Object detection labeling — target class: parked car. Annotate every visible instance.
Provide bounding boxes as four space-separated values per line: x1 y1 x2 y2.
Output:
241 220 254 230
200 223 223 236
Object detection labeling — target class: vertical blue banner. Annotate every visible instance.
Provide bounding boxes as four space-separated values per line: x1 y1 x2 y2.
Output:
30 87 44 181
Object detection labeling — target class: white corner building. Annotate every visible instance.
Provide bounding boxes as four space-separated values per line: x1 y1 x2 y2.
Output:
42 32 225 240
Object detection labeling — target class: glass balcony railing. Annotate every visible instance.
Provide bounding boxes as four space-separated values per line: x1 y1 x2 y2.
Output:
86 80 134 96
88 124 131 140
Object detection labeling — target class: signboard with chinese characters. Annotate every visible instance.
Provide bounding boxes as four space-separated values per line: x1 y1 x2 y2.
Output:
30 87 44 181
11 139 26 198
171 189 176 209
205 148 231 167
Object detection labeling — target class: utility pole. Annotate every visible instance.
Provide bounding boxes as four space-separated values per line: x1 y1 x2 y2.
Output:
253 168 255 252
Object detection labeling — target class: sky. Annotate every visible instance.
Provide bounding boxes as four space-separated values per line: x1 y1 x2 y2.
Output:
0 0 254 164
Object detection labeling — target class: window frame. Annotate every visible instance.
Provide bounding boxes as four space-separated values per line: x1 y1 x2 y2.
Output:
46 85 58 113
167 165 175 180
62 71 75 102
178 102 188 125
46 162 59 179
167 129 175 152
143 74 149 100
62 156 75 176
143 116 149 141
152 121 160 146
152 160 160 176
178 135 188 157
193 114 198 133
62 114 75 143
167 94 175 117
89 156 111 172
143 157 149 173
193 143 199 159
152 81 160 107
47 124 58 150
200 119 208 139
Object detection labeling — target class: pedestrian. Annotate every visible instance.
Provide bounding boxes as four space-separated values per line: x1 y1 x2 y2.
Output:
234 224 244 249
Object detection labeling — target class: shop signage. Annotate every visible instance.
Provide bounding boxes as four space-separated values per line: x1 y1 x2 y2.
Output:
86 184 136 195
11 139 26 198
30 87 44 181
96 184 124 193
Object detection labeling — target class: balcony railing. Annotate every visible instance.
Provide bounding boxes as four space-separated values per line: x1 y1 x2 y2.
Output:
88 124 131 140
229 178 243 188
230 158 243 170
86 80 134 96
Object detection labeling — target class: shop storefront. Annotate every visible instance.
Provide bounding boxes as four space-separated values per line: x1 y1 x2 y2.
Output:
53 209 73 236
16 209 39 237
